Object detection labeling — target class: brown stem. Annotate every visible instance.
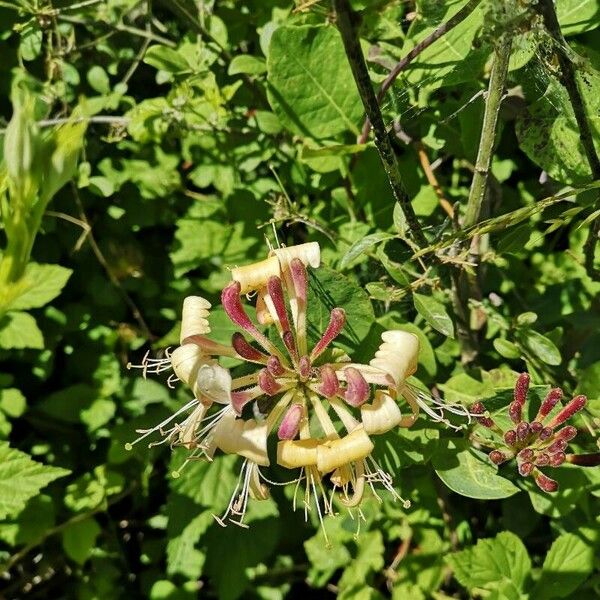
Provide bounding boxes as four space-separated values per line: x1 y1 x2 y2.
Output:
359 0 484 143
566 453 600 467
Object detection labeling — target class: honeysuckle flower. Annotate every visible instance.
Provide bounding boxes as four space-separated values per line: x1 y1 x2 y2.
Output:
471 373 587 492
127 241 470 533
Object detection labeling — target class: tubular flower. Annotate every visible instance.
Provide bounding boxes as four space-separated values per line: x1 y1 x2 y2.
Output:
471 373 587 493
127 242 466 532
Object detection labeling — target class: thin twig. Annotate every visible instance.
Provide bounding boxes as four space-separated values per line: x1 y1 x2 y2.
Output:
415 142 454 218
359 0 484 143
70 184 154 340
534 0 600 280
332 0 426 247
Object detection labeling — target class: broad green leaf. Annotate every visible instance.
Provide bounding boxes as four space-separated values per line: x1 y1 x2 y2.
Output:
267 26 362 139
87 65 110 94
338 530 385 594
533 533 594 599
4 263 72 311
0 442 70 519
433 440 519 500
340 232 395 269
144 45 191 73
519 330 562 366
307 266 375 352
19 22 42 61
413 292 455 338
0 387 26 418
494 338 522 359
0 494 55 547
62 517 101 565
558 0 600 35
0 311 43 349
447 531 531 595
228 55 267 75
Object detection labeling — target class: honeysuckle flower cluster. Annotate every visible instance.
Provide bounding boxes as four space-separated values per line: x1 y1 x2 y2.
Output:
471 373 587 492
128 242 470 533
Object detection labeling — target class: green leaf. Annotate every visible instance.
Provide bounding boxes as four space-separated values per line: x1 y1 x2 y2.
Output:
0 311 44 349
433 440 519 500
0 442 70 519
144 45 191 73
267 26 362 138
228 55 267 75
340 232 395 269
87 65 110 94
557 0 600 35
533 533 594 599
447 531 531 595
5 263 72 310
413 293 455 338
20 22 43 61
519 330 562 366
62 517 101 565
338 530 385 593
0 388 26 418
494 338 522 359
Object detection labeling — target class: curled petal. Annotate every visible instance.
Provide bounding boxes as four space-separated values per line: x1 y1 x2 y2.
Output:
222 282 255 331
171 344 208 384
277 438 320 469
316 425 374 473
361 390 402 434
258 369 281 396
266 276 291 331
278 403 304 440
180 296 211 343
191 363 232 404
232 332 268 363
270 242 320 270
369 330 419 387
212 412 270 466
231 256 280 295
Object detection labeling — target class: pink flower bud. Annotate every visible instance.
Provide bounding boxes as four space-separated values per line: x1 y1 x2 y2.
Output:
547 438 568 454
530 421 543 436
546 395 586 430
514 373 530 405
283 330 298 361
310 308 346 360
504 430 517 446
290 258 308 302
267 355 285 376
232 332 267 362
518 448 534 461
540 427 553 441
518 461 534 476
342 367 369 407
318 365 339 398
277 404 303 440
534 471 558 492
536 388 562 421
298 355 311 379
535 453 550 466
267 276 291 331
554 425 577 442
489 450 511 465
516 421 530 442
471 401 495 428
508 401 522 424
258 369 281 396
549 452 565 467
222 282 254 331
231 390 253 415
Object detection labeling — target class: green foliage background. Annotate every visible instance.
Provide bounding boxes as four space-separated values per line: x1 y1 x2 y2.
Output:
0 0 599 598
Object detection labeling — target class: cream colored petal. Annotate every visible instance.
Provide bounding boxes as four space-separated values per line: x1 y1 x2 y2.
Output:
231 256 281 295
180 296 211 343
361 389 402 434
213 412 270 466
369 330 419 386
270 242 320 270
316 425 374 473
191 362 232 405
170 343 208 384
277 438 320 469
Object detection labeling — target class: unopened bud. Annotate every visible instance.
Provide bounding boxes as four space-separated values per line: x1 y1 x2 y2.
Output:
514 373 530 405
518 461 534 476
267 355 285 376
516 421 530 442
277 404 303 440
540 427 553 441
518 448 534 461
504 430 517 446
536 388 562 421
471 401 495 428
232 332 267 362
298 355 311 379
342 367 370 407
508 401 522 424
489 450 510 465
534 471 558 492
547 438 568 454
546 395 586 430
258 369 281 396
310 308 346 360
319 365 339 398
549 452 566 467
535 453 550 466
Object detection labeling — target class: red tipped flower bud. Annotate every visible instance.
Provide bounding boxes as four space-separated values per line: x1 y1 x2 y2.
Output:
555 425 577 442
258 369 281 396
232 332 267 362
536 388 562 421
222 282 254 331
536 453 550 466
490 450 511 465
549 452 566 467
518 448 534 461
547 438 568 454
514 373 530 405
534 471 558 492
278 404 303 440
298 355 311 379
342 367 370 407
519 461 534 476
508 401 522 424
530 421 543 436
546 395 586 430
310 308 346 360
471 401 495 428
319 365 340 398
289 258 308 302
267 355 285 376
516 421 530 442
283 330 298 360
267 276 291 331
504 430 517 446
540 427 553 441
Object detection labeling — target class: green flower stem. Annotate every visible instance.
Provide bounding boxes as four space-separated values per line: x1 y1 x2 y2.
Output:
464 34 512 228
534 0 600 280
332 0 427 248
